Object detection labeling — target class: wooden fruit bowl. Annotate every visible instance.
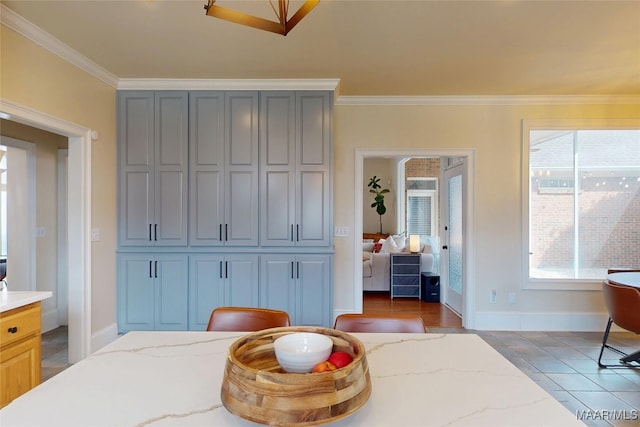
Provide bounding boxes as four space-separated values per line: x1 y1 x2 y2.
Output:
220 326 372 426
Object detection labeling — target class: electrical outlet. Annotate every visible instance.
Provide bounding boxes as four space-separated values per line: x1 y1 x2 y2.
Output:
490 289 497 304
508 292 516 304
36 227 46 238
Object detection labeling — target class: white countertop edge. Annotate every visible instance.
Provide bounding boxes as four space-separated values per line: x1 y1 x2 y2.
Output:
0 291 53 313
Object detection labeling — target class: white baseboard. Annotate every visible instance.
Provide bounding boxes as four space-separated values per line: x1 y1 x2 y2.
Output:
474 311 616 332
91 323 119 354
41 309 60 333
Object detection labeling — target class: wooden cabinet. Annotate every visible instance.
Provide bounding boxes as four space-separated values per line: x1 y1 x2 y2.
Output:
260 254 332 327
118 91 188 247
0 302 41 408
117 254 188 332
188 254 259 330
391 254 421 299
189 91 259 247
260 92 332 247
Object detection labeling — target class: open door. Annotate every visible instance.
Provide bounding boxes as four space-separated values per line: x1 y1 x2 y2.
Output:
441 161 465 316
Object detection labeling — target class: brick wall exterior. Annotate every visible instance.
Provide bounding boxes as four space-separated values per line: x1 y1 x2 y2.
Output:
405 158 440 178
530 177 640 274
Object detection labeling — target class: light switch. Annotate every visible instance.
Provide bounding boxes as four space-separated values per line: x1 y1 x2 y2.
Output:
91 228 100 242
334 226 349 237
36 227 46 238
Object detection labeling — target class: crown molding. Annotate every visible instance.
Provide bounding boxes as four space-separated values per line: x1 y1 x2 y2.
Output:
1 4 119 89
3 3 638 105
336 95 640 106
117 78 341 92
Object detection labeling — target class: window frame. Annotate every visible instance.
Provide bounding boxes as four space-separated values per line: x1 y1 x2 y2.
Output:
521 119 640 291
406 177 438 238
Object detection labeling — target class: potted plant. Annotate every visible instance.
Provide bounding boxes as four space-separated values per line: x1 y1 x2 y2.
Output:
368 176 390 234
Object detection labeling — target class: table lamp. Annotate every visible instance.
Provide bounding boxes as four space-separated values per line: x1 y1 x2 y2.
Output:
409 235 420 253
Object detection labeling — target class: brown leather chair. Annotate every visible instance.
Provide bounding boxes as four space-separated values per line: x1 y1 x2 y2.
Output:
333 313 426 333
206 307 291 332
597 280 640 368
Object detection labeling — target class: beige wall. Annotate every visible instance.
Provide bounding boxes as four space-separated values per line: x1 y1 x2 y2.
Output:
1 25 117 335
34 136 60 315
363 158 396 235
3 22 640 334
334 103 640 324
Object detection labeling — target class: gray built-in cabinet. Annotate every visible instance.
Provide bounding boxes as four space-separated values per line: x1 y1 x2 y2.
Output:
117 90 333 333
260 92 332 247
117 253 189 331
189 91 259 246
118 91 189 247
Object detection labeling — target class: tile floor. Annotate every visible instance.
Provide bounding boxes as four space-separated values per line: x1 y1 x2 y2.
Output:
41 324 640 426
41 326 71 382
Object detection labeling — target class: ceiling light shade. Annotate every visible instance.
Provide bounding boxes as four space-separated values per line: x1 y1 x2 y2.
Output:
204 0 319 36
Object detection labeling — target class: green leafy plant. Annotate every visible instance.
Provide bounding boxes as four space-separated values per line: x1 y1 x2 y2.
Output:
368 176 390 234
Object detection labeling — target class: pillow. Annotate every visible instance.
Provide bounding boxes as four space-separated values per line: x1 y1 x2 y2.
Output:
363 242 375 252
422 243 432 254
391 235 406 251
373 242 382 253
363 239 375 244
381 236 402 253
363 251 372 261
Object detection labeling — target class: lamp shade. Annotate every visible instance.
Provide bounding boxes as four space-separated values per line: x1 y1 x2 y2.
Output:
409 235 420 253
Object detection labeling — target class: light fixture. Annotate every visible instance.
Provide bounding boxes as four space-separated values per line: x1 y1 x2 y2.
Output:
409 235 420 254
204 0 319 36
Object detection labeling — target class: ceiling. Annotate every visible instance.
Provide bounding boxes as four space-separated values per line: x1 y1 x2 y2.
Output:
2 0 640 96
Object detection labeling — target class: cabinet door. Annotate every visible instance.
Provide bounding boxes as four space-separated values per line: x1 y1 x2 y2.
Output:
118 92 154 246
296 255 332 327
225 92 259 246
295 92 332 247
260 255 296 318
118 254 155 331
154 92 188 246
0 335 41 408
260 92 295 246
155 255 189 330
226 255 259 307
189 92 225 246
189 254 225 330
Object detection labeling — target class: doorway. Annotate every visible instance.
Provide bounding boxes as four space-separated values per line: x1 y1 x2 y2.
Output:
354 148 476 329
0 138 36 292
0 99 92 363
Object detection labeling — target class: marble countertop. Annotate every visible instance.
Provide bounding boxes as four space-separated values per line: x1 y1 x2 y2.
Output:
0 291 52 313
0 331 585 427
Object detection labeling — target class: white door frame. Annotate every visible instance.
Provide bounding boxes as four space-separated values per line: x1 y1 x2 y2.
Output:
354 148 476 329
1 99 92 363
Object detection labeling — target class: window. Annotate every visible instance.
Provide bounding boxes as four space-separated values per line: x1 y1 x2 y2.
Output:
406 178 437 238
524 121 640 286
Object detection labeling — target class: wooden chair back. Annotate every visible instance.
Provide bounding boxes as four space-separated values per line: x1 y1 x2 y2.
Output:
333 313 426 333
206 307 291 332
602 281 640 334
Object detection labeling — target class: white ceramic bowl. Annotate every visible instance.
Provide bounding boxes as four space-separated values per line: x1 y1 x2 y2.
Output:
274 332 334 373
